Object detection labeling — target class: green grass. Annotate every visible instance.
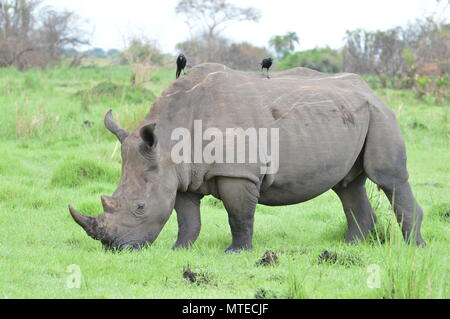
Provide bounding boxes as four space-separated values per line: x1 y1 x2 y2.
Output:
0 63 448 298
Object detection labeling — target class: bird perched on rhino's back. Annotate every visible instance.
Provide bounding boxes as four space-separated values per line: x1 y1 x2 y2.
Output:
261 57 273 78
176 54 187 79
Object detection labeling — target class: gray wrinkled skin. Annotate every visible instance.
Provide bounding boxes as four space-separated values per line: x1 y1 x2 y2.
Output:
69 63 425 252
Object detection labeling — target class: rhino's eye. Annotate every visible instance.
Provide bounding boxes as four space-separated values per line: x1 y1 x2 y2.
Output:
137 203 145 211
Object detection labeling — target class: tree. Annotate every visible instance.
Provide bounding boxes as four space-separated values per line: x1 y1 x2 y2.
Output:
176 33 230 66
343 17 449 76
106 49 120 58
175 0 261 39
176 33 270 70
121 36 165 86
227 41 270 70
269 31 299 59
0 0 89 69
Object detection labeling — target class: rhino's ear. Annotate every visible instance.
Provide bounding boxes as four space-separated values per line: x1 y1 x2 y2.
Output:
139 123 158 161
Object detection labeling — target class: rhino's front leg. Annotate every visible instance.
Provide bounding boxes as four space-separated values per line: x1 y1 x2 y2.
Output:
172 192 203 249
217 177 259 253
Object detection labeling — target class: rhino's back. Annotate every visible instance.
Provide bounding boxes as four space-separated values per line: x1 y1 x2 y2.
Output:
149 64 375 204
155 63 371 128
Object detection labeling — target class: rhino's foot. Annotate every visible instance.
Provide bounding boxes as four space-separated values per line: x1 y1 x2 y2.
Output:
404 232 426 247
416 238 426 247
171 241 193 250
344 217 376 244
344 234 367 245
225 243 252 253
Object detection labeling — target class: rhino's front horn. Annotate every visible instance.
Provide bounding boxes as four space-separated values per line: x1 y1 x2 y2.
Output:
104 109 129 143
68 205 96 236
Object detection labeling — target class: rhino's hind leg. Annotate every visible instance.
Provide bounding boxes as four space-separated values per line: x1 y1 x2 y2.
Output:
380 182 425 246
333 173 377 243
363 103 425 246
172 192 203 249
217 177 259 253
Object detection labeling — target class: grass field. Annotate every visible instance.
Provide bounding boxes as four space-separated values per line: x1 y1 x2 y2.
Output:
0 63 448 298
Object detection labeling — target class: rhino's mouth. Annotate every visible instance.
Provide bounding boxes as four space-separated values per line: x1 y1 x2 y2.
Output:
102 239 145 251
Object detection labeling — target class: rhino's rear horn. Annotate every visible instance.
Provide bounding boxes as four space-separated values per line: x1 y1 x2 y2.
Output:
101 195 119 213
104 109 129 143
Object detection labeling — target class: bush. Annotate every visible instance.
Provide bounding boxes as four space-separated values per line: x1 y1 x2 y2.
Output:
414 76 449 104
75 82 156 104
277 47 342 73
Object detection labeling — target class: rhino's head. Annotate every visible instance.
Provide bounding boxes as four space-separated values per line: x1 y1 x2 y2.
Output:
69 110 178 250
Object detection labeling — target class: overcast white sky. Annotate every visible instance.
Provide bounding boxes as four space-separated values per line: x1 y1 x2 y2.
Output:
46 0 448 53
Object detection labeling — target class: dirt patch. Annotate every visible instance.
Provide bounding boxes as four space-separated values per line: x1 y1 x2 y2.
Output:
182 265 211 285
255 288 277 299
318 250 362 267
428 203 450 221
256 250 279 266
409 121 428 130
318 250 338 264
83 120 93 128
203 196 224 209
279 248 309 255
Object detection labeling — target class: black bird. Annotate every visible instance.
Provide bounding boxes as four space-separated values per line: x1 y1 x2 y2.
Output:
176 54 187 79
260 57 273 78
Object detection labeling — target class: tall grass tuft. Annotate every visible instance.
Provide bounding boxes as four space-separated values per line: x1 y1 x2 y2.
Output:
376 243 447 299
367 213 448 299
15 101 61 139
284 274 308 299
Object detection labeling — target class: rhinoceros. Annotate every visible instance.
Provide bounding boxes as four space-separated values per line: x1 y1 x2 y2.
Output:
69 63 425 251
